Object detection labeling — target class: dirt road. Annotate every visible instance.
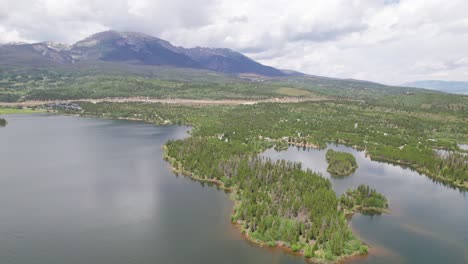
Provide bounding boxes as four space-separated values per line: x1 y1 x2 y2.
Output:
0 97 331 107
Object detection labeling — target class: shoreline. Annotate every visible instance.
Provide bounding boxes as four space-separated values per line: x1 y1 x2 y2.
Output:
344 206 391 217
5 105 465 263
370 155 468 190
162 145 367 264
8 103 465 190
326 165 358 177
0 108 45 115
277 141 467 191
48 112 464 262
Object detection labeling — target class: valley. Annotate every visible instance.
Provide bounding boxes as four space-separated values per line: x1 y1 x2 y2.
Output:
1 29 467 264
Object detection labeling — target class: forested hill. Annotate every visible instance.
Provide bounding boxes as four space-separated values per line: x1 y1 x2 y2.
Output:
2 63 466 117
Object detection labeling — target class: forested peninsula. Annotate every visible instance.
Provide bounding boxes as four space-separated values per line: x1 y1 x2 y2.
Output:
52 98 467 262
165 137 367 261
74 100 467 190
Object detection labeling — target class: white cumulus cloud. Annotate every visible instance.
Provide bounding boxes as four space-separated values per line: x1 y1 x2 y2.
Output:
0 0 467 84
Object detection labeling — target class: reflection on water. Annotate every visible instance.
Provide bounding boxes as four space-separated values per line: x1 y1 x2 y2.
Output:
1 115 467 264
262 144 468 264
0 115 306 264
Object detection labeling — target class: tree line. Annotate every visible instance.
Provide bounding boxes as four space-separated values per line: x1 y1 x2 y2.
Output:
165 137 366 260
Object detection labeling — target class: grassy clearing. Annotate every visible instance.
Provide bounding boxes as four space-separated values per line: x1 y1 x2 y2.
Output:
0 108 43 114
276 87 314 97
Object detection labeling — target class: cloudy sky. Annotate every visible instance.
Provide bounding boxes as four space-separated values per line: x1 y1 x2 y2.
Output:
1 0 467 84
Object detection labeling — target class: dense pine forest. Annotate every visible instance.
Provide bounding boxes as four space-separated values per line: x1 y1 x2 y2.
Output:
2 67 468 115
30 94 465 261
325 150 358 176
74 100 467 189
165 137 366 260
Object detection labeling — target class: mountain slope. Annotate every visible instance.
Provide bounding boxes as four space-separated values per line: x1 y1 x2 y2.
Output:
0 42 72 65
181 47 284 76
403 80 468 95
0 30 284 76
71 31 199 68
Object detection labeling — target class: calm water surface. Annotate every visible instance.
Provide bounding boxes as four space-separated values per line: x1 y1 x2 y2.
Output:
0 115 304 264
1 115 467 264
262 144 468 264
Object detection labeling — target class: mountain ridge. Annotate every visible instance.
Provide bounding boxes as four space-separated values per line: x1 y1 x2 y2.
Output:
0 30 285 76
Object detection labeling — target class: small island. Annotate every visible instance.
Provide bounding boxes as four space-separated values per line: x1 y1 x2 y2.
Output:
0 118 7 127
326 149 358 176
340 185 389 215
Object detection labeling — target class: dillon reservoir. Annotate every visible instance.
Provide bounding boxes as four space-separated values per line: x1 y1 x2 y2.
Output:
0 114 467 264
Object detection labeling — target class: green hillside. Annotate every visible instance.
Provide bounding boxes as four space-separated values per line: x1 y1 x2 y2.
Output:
1 65 466 118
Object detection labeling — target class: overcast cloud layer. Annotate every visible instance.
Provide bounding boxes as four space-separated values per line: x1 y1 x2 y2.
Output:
1 0 467 84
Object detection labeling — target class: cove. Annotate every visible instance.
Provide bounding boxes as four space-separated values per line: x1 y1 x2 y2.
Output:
262 144 468 264
0 114 305 264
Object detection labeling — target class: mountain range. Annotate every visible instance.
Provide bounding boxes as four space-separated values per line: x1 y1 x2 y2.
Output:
0 30 285 76
3 30 464 102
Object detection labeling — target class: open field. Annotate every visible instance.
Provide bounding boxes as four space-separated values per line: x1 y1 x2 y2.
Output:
0 108 44 115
